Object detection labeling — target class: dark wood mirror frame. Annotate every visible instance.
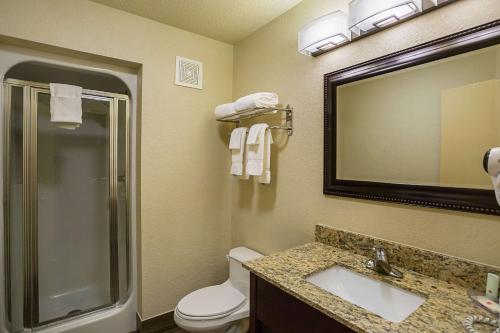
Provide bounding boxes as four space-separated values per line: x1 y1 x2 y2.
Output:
324 20 500 216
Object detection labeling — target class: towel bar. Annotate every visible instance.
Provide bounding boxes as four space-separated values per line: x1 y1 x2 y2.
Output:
216 104 293 136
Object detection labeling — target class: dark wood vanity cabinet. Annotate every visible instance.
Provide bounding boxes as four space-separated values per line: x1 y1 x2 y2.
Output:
250 273 356 333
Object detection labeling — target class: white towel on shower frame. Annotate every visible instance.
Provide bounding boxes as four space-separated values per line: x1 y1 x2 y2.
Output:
49 83 83 130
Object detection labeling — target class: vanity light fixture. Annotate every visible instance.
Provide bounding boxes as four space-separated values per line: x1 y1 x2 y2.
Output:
298 11 350 56
349 0 423 36
298 0 458 56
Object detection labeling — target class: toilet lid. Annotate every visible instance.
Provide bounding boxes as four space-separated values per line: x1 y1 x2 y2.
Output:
177 284 246 319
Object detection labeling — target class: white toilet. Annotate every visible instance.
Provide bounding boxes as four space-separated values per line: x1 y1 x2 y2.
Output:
174 247 263 333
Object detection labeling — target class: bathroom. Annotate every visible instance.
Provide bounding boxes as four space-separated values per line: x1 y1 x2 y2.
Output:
1 0 500 332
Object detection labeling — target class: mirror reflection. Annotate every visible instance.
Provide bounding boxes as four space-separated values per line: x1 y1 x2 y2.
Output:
336 44 500 189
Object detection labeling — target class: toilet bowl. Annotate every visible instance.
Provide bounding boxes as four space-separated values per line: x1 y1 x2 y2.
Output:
174 247 263 333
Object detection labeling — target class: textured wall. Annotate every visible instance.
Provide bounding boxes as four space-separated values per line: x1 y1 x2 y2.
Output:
232 0 500 267
89 0 303 43
0 0 233 318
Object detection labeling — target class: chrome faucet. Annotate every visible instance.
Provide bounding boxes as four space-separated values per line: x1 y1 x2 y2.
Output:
365 246 403 278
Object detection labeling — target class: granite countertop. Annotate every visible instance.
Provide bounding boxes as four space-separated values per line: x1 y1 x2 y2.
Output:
244 242 495 333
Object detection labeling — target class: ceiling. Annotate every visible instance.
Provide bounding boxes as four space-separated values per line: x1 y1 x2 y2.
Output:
90 0 303 44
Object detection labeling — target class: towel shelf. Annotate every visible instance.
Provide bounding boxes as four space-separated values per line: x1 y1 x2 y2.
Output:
216 104 293 136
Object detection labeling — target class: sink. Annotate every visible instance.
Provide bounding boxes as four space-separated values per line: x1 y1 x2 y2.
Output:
306 266 425 323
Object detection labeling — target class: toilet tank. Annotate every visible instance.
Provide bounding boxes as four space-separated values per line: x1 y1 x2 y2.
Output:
228 247 263 297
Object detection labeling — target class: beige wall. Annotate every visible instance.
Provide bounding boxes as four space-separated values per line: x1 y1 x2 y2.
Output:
0 0 233 319
232 0 500 267
440 79 500 188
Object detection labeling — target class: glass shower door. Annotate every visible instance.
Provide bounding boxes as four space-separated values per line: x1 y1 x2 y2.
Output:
35 92 114 324
4 79 130 331
3 84 25 333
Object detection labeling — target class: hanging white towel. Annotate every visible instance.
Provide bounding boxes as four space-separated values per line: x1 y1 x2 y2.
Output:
229 127 249 180
235 92 279 111
246 124 273 184
49 83 83 130
214 102 237 119
257 128 273 184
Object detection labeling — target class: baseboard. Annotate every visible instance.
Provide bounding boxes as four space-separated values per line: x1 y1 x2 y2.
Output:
137 311 179 333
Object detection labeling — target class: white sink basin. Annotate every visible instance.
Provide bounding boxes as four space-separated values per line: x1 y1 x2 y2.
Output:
306 266 425 323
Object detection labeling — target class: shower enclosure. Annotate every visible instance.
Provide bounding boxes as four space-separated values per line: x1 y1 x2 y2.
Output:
3 78 131 331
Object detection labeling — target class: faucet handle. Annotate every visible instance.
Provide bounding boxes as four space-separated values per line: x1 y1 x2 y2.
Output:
360 244 386 256
373 246 388 260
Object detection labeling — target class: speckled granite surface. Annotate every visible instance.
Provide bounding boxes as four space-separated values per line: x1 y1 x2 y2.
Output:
315 224 500 291
244 226 500 333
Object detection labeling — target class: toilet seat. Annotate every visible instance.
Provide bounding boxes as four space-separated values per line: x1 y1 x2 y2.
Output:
174 302 249 333
177 282 246 321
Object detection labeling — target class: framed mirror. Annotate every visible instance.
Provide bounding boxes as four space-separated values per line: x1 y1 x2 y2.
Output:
324 20 500 215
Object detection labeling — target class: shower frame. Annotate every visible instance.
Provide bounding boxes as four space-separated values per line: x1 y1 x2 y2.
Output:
2 78 131 330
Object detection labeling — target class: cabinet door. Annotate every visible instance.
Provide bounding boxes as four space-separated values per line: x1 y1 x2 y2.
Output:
250 274 356 333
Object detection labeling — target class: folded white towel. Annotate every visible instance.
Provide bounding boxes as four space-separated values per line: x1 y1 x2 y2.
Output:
214 102 237 119
234 92 279 111
49 83 83 130
246 124 273 184
230 127 249 179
